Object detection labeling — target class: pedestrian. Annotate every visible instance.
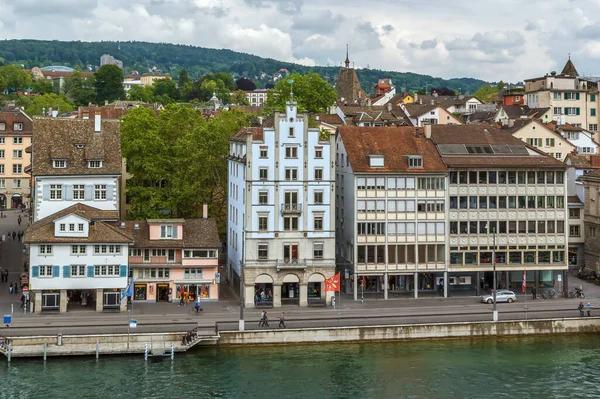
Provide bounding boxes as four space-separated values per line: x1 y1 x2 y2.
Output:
0 268 4 283
439 278 444 296
578 301 584 317
14 281 18 294
263 311 269 327
11 231 15 240
532 287 536 300
279 312 286 328
20 294 25 308
17 216 21 225
259 310 266 327
587 302 592 317
179 294 184 306
9 282 13 294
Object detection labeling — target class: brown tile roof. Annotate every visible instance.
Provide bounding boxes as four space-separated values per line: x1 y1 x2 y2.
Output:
0 109 33 135
32 117 122 176
402 103 438 117
336 67 368 104
430 124 566 169
567 154 600 169
339 105 411 126
580 169 600 179
568 195 583 204
561 59 579 77
24 204 130 244
338 126 447 173
557 123 583 132
229 127 264 143
122 218 220 249
314 114 345 125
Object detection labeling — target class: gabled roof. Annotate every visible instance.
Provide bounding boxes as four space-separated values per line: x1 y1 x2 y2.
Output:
229 127 264 143
503 119 576 150
338 126 447 173
339 105 411 126
402 103 438 117
24 204 129 244
314 114 345 125
121 219 220 249
565 154 600 169
561 59 579 77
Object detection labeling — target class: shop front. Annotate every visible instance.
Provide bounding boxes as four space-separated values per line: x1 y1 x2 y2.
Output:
307 273 326 305
66 289 96 310
133 282 173 302
11 194 22 209
281 274 299 305
103 289 121 309
41 290 60 311
175 282 213 304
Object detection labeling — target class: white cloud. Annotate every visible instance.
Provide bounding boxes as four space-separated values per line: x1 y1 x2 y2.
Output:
1 0 600 81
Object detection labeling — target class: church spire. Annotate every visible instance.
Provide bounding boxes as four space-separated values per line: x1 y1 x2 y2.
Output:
561 56 579 77
345 44 350 68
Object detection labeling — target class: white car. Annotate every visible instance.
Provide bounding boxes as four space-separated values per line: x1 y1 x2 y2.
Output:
480 290 517 304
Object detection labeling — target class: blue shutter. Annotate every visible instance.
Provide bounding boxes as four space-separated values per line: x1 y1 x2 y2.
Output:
42 185 49 201
31 266 39 278
64 184 72 201
173 226 178 238
63 265 71 278
52 265 60 278
85 185 93 200
87 265 95 277
119 265 128 277
106 184 114 201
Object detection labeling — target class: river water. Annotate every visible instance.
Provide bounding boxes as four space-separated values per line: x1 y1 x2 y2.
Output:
1 335 600 399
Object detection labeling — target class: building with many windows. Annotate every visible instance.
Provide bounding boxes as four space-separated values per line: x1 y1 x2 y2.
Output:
335 125 449 299
580 170 600 273
124 207 221 303
31 116 122 222
227 99 336 308
0 108 32 209
430 125 569 295
24 204 133 313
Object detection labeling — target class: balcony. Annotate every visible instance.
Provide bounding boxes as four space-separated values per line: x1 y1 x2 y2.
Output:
281 203 303 214
276 258 307 271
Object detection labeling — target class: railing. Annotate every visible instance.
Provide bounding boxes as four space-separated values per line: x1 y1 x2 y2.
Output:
281 203 302 214
276 258 307 270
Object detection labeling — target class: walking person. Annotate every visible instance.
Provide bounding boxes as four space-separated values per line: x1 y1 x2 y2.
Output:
278 312 286 328
263 311 269 327
0 268 4 283
17 216 21 225
532 287 536 300
9 282 13 294
11 231 15 240
578 301 585 317
259 310 266 327
586 302 592 317
20 294 25 308
14 281 18 294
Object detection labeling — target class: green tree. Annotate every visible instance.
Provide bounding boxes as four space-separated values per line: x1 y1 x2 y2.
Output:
265 72 337 113
94 64 124 103
127 85 155 103
31 78 54 94
25 93 74 116
474 84 500 103
63 71 96 105
496 81 506 90
153 78 178 100
0 65 32 92
177 68 190 89
231 89 250 105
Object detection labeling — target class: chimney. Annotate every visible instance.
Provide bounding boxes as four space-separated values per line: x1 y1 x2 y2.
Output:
203 203 208 219
430 100 435 105
458 94 465 100
386 102 392 112
413 93 419 103
508 119 515 128
433 92 438 98
419 99 423 105
592 155 600 167
257 116 264 125
424 124 432 139
104 100 108 106
94 114 101 132
315 115 320 121
501 118 508 127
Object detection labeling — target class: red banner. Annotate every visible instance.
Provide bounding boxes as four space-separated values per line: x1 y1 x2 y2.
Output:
522 269 527 293
325 273 340 292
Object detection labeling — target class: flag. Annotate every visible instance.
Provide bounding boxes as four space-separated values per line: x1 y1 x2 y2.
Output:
325 273 340 292
121 277 134 301
522 270 526 293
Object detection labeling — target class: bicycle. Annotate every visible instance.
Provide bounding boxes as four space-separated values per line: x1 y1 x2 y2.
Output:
188 306 203 316
546 289 556 299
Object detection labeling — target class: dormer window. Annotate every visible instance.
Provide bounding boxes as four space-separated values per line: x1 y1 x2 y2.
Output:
160 225 178 238
88 160 103 168
0 123 5 131
13 123 22 131
369 155 385 168
53 159 67 168
406 155 423 169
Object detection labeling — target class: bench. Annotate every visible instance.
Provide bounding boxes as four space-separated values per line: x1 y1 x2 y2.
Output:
308 298 327 307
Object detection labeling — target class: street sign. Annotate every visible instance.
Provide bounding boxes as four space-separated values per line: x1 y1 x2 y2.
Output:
3 315 11 326
345 269 350 279
129 319 137 328
22 286 28 293
215 272 221 284
558 274 562 282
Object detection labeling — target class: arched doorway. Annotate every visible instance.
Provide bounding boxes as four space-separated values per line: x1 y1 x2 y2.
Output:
0 194 6 209
308 273 326 304
254 274 274 307
11 194 22 209
282 274 300 305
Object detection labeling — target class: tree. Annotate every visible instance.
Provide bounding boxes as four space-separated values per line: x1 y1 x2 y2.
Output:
231 90 250 105
265 72 337 114
31 78 54 94
94 64 124 103
63 71 96 105
496 81 506 90
430 87 456 96
127 85 155 103
177 68 190 89
153 78 178 100
474 84 500 104
236 77 256 91
0 65 32 92
25 93 74 116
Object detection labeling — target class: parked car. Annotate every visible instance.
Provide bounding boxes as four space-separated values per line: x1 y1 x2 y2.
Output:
480 290 517 304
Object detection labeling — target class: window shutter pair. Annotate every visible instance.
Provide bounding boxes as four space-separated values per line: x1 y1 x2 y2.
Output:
106 184 115 201
576 108 581 116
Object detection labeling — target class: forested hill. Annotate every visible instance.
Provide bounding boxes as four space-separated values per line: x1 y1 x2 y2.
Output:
0 39 487 93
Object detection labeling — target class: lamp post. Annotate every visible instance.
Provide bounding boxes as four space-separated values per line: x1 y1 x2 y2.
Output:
239 259 245 331
492 226 498 322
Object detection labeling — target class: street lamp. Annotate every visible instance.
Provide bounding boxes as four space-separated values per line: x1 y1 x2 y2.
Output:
239 259 245 331
491 226 498 322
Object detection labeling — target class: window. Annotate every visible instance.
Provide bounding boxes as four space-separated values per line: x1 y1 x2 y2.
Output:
315 147 323 159
545 138 555 147
160 225 176 238
258 244 269 260
12 150 22 159
408 156 423 168
94 184 107 200
314 168 323 181
589 227 596 238
591 94 596 102
39 265 52 277
73 184 85 200
50 184 62 200
183 250 217 258
589 124 598 132
130 249 143 257
88 160 103 168
71 245 87 255
12 179 20 189
285 146 298 158
151 249 166 257
555 153 562 159
314 243 324 259
13 137 22 144
285 168 297 181
183 268 203 279
258 215 268 231
553 107 562 115
94 265 120 277
289 127 294 137
0 123 4 131
570 208 581 219
259 146 268 158
283 216 299 231
71 265 86 277
78 223 84 232
258 191 268 205
53 159 67 168
259 168 268 180
283 243 299 262
69 223 75 232
553 92 562 100
13 122 22 131
570 225 580 237
591 109 597 117
417 177 445 190
314 215 323 230
167 249 176 262
12 164 22 174
564 92 579 100
314 191 323 204
39 245 53 255
565 107 580 115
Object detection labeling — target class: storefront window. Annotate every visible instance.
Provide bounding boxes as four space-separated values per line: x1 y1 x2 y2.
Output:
308 282 322 298
134 284 147 300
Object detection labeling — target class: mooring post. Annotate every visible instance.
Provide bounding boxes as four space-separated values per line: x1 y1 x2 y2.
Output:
43 343 47 361
96 341 99 359
7 342 11 362
144 343 148 361
170 343 174 360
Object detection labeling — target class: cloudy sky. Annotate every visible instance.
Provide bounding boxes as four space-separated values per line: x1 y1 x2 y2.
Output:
0 0 598 81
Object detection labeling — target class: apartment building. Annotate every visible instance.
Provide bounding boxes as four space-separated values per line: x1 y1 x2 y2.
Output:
31 116 121 222
24 204 133 313
431 125 569 294
505 119 575 161
0 108 33 209
227 99 336 308
335 126 449 299
245 89 268 106
580 170 600 272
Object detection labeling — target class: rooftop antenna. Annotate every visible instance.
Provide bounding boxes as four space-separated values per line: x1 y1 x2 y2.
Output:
345 44 350 68
288 79 294 102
